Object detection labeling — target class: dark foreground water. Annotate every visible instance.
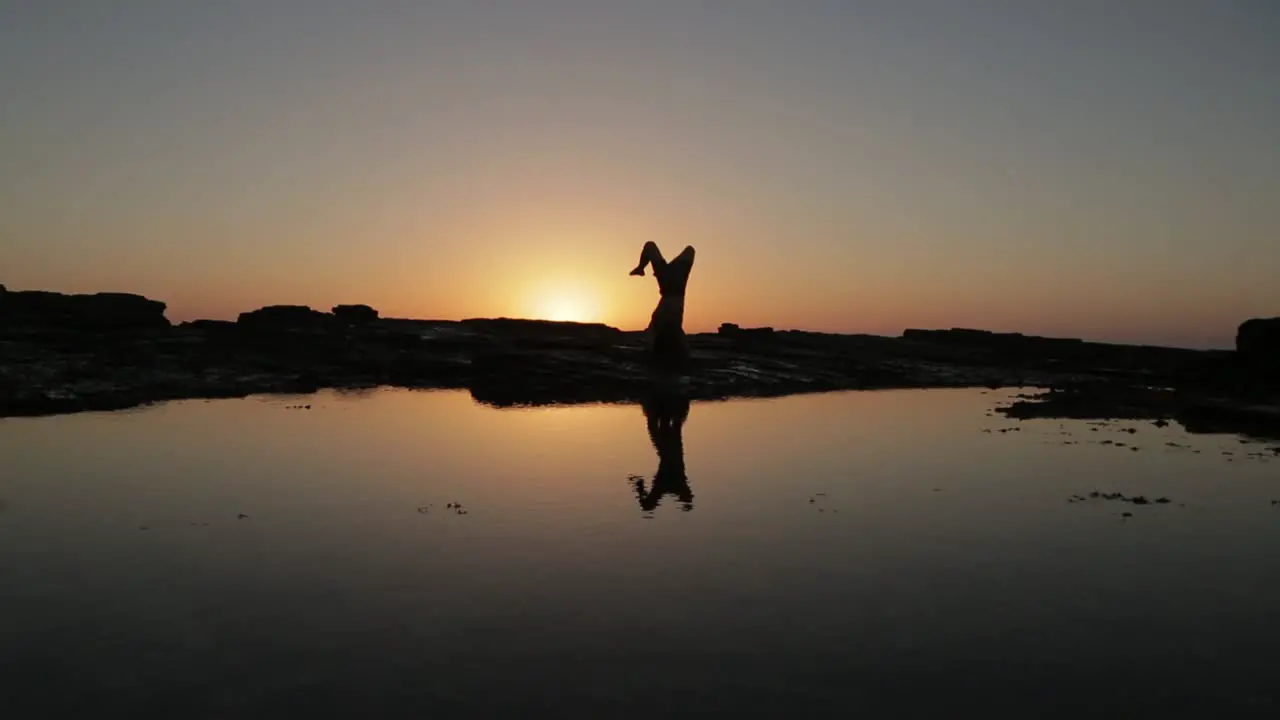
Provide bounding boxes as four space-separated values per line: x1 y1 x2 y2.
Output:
2 388 1278 717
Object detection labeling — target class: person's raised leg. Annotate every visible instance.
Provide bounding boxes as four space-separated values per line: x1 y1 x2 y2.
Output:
668 245 695 276
629 241 667 276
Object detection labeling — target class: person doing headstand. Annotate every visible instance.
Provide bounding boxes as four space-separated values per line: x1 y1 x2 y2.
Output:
629 241 695 364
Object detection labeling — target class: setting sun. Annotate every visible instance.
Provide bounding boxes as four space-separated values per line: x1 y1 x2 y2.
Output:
536 293 596 323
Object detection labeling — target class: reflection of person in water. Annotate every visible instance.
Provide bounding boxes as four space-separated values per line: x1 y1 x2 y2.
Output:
629 241 695 364
633 393 693 512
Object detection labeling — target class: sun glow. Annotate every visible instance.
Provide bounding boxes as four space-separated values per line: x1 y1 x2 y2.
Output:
536 293 596 323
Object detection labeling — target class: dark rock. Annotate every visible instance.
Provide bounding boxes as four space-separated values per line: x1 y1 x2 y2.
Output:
1074 492 1177 508
1 288 169 331
1237 317 1280 361
728 326 776 341
333 304 379 324
999 383 1176 421
181 319 237 332
1172 318 1280 432
237 305 331 331
905 328 1209 386
1174 397 1280 441
459 317 623 344
903 328 1083 350
718 323 775 339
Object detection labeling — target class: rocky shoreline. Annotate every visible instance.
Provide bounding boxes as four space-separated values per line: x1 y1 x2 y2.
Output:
2 286 1277 437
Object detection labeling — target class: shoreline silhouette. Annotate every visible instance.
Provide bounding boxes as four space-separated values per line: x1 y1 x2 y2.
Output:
0 283 1277 437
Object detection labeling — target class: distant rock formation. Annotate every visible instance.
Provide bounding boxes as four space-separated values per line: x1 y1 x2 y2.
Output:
718 323 775 339
180 319 237 333
1237 317 1280 362
459 317 624 344
902 328 1084 349
0 288 168 331
333 304 379 324
236 305 330 331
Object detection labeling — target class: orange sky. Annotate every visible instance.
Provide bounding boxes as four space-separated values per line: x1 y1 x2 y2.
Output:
3 3 1277 349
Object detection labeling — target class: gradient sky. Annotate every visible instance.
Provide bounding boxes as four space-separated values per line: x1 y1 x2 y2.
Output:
2 1 1277 347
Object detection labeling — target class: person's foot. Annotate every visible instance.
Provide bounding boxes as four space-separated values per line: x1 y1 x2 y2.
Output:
629 266 645 276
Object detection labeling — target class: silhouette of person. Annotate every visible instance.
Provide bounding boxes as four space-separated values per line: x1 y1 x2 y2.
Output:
632 392 693 512
630 241 695 364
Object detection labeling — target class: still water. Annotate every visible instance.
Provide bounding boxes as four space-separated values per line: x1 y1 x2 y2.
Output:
2 388 1278 716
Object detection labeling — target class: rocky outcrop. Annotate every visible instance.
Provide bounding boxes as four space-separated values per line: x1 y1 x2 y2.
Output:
333 304 379 324
236 305 331 331
718 323 775 339
0 288 168 331
458 317 624 345
902 328 1085 351
999 315 1280 438
1237 317 1280 362
1174 317 1280 415
180 319 237 333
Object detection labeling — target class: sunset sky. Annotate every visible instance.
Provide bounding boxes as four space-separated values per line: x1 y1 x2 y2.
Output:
2 1 1276 348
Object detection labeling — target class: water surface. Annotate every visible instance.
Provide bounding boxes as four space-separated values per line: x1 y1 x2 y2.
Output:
2 388 1278 716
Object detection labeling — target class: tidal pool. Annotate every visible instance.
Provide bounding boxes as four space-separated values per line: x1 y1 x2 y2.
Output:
1 388 1277 716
